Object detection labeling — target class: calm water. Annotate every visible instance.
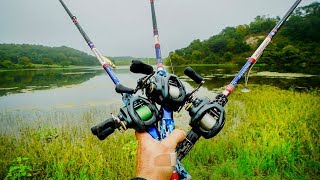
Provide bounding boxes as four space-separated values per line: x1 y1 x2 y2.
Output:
0 65 319 112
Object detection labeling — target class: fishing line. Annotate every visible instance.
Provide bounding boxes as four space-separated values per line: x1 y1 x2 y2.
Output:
168 52 175 74
242 59 255 93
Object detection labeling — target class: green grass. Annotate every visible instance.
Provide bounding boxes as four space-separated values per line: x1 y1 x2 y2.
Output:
0 85 319 179
183 85 320 179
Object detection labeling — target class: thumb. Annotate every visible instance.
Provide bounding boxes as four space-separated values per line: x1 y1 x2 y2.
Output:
161 129 186 149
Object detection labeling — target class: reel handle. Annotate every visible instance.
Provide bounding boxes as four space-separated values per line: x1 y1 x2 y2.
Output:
91 118 116 140
130 60 154 75
184 67 203 84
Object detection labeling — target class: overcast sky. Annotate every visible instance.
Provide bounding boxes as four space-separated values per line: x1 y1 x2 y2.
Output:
0 0 317 58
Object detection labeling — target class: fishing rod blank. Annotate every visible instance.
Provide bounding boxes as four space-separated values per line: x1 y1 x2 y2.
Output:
150 0 164 74
59 0 120 85
222 0 302 97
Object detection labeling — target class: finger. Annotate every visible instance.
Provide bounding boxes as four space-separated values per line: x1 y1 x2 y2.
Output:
161 129 186 149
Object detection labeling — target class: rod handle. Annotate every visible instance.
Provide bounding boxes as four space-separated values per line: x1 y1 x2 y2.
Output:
176 129 201 161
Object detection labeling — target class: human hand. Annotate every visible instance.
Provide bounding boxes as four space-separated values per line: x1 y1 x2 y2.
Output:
135 129 186 180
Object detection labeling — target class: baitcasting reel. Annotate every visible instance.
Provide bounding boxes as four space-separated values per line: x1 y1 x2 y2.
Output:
91 96 159 140
186 96 226 139
176 67 228 160
130 60 187 112
146 73 186 111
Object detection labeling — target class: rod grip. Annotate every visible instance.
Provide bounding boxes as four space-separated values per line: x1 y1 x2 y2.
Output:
176 129 201 160
130 60 154 75
184 67 203 84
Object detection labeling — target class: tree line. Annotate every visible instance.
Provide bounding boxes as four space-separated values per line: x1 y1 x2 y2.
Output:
0 43 155 69
166 2 320 67
0 44 99 69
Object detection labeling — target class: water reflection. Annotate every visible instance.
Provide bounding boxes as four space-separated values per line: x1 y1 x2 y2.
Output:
0 68 104 96
0 65 319 98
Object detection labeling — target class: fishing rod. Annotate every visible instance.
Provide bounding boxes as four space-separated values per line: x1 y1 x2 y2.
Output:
175 0 302 161
132 0 190 179
222 0 302 97
148 1 190 179
150 0 165 75
59 0 119 85
58 0 161 140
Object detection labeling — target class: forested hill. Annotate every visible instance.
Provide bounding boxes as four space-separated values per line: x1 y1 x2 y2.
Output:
0 44 99 68
0 44 155 69
167 2 320 66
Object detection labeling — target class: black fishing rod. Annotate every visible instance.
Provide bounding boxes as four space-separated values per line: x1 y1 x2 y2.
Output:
176 0 302 161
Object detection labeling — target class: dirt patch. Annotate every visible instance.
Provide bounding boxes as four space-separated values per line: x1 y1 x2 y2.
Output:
246 36 265 46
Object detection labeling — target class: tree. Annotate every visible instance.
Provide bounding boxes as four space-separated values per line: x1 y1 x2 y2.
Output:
0 59 15 69
18 56 33 68
60 60 70 67
191 50 204 62
249 16 277 34
170 53 187 66
224 52 233 61
42 57 53 67
280 45 301 64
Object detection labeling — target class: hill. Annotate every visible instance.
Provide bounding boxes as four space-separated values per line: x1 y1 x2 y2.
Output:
166 2 320 67
0 44 99 69
0 44 155 69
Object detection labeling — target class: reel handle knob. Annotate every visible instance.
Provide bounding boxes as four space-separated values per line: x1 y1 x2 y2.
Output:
97 127 115 140
130 60 154 75
91 118 115 136
184 67 203 84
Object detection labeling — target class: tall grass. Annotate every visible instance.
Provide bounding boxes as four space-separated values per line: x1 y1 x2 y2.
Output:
183 85 320 179
0 85 319 179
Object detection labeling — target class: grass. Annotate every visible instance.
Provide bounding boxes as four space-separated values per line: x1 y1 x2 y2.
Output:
183 85 320 179
0 85 319 179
